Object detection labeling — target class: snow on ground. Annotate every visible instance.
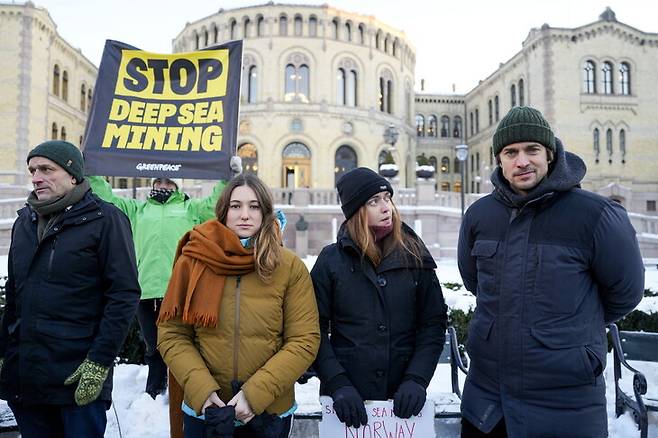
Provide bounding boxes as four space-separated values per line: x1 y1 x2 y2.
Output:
0 257 657 436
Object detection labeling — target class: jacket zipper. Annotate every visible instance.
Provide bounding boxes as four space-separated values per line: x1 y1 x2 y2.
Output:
233 276 241 385
47 236 58 278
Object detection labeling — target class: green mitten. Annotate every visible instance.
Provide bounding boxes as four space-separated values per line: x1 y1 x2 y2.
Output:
64 359 110 406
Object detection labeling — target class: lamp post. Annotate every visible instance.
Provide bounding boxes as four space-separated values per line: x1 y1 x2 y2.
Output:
383 124 399 151
455 144 469 218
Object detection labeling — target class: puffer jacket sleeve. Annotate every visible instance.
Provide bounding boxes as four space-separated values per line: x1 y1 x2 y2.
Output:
458 211 478 294
157 257 220 414
310 246 352 390
241 255 320 414
88 175 141 220
86 206 141 367
591 202 645 324
403 268 448 387
188 180 226 222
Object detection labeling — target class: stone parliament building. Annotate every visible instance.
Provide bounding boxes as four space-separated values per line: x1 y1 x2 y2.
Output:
1 2 656 257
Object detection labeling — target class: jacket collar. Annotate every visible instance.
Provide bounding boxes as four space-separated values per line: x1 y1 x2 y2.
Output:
491 137 586 208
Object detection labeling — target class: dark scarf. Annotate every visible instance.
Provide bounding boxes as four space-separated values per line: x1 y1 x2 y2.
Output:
158 220 256 328
27 179 90 242
149 188 175 204
491 137 586 208
370 224 393 242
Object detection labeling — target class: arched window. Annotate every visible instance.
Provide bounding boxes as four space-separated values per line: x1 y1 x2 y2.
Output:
440 115 450 137
518 79 525 106
247 65 258 103
469 112 474 135
332 18 339 39
602 62 613 94
194 32 200 50
87 89 92 112
279 14 288 36
510 84 516 107
213 24 218 43
606 128 613 163
415 114 425 137
475 108 480 133
488 99 493 126
335 145 358 183
51 122 58 140
336 68 345 105
309 16 317 37
53 65 60 96
347 70 357 107
61 71 69 101
284 61 310 102
427 115 437 137
60 126 67 141
375 30 382 50
378 70 393 114
593 128 600 163
392 39 398 57
583 60 596 93
440 156 450 173
620 62 631 95
358 24 365 44
243 18 251 38
345 22 352 42
453 157 461 174
238 143 258 175
384 35 390 53
204 29 209 46
494 96 500 121
294 15 302 36
229 19 236 40
283 142 311 158
256 15 265 37
80 84 86 111
453 116 462 138
619 129 626 163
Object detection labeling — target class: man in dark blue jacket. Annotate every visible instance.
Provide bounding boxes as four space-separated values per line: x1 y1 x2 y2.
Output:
458 107 644 438
0 141 140 437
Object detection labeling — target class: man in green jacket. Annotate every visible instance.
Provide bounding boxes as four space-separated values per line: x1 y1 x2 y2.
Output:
88 159 240 398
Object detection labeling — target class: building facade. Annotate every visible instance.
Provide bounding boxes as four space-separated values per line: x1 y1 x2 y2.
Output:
415 8 658 215
0 1 97 186
173 3 418 189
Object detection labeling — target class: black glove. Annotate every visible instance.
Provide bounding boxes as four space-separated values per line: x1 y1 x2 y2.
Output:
393 380 426 419
332 385 368 428
204 405 235 438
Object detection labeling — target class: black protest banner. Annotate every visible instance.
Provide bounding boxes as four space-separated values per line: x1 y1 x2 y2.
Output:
82 39 242 180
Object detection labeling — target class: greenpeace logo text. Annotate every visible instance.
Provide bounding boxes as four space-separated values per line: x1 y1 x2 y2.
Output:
135 163 182 172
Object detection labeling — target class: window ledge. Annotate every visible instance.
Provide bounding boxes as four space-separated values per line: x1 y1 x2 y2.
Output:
580 93 638 114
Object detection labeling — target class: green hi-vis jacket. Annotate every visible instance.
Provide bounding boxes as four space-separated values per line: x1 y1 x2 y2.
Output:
88 176 225 300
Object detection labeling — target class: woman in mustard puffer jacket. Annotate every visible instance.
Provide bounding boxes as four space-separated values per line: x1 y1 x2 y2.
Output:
158 174 320 438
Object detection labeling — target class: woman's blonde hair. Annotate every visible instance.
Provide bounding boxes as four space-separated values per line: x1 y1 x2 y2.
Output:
215 174 282 283
345 198 423 266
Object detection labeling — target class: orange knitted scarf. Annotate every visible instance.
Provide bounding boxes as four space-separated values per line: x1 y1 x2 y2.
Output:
158 220 255 328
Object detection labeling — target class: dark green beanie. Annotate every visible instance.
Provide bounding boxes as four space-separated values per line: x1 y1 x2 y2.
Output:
492 106 555 156
27 140 84 182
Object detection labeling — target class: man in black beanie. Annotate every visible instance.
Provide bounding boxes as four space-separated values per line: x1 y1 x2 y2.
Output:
457 107 644 437
0 140 140 437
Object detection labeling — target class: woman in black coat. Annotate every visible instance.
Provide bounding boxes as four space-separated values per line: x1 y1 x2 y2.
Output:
311 167 448 428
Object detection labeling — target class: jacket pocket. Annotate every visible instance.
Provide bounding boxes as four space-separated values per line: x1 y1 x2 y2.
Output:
36 319 96 340
471 240 498 296
524 326 596 390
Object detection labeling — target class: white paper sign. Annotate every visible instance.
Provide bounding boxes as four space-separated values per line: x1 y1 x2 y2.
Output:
318 396 435 438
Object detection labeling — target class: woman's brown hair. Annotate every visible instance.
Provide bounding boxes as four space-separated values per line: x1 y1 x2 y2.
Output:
215 174 282 283
345 198 423 266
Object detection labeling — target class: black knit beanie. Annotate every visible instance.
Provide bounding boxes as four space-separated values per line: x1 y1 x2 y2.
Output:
27 140 84 183
337 167 394 220
492 106 555 156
